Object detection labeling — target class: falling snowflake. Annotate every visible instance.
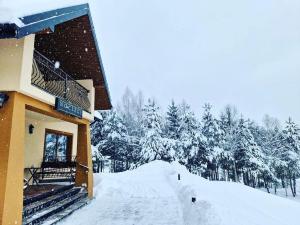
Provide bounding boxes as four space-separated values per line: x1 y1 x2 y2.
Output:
54 61 60 69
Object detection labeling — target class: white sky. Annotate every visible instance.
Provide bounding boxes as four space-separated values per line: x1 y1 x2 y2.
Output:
89 0 300 124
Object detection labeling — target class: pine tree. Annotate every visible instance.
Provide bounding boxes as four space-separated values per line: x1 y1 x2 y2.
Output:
139 99 166 164
98 110 129 172
91 111 106 146
280 117 300 196
201 103 224 180
202 104 220 147
178 103 208 174
232 117 264 186
165 100 181 139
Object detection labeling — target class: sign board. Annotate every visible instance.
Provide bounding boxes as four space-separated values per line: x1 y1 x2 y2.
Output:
55 97 83 118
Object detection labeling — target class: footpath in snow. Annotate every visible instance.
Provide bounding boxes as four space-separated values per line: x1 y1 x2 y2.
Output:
59 161 300 225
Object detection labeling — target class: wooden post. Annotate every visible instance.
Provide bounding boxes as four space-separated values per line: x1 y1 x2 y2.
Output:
75 123 93 199
0 92 25 225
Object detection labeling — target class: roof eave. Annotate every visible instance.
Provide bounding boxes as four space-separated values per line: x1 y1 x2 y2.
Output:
86 5 112 110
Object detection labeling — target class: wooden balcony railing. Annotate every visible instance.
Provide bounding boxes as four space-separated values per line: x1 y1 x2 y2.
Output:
31 50 91 112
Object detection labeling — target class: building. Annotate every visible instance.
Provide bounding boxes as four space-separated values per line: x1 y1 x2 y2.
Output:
0 3 111 225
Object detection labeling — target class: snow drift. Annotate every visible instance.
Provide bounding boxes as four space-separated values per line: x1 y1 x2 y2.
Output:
59 161 300 225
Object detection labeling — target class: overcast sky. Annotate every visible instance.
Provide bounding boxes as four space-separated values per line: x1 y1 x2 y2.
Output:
89 0 300 124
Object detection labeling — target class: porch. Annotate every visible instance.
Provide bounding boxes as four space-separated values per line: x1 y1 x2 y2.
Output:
23 110 78 186
20 106 91 224
0 91 94 225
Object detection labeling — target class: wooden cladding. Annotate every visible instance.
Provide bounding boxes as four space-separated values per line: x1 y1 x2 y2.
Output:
34 15 111 110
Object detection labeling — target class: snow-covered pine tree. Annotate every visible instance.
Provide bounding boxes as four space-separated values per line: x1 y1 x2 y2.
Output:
139 99 167 164
218 105 239 181
201 103 224 180
280 117 300 196
178 103 208 174
232 117 265 187
91 111 108 172
220 104 238 130
165 100 181 140
98 110 129 172
91 111 106 146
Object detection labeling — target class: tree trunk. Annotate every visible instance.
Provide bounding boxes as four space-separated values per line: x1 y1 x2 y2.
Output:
289 177 295 197
233 162 238 182
264 178 270 193
293 175 296 196
100 160 103 172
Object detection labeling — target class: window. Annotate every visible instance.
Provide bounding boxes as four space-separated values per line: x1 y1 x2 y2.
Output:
44 129 73 162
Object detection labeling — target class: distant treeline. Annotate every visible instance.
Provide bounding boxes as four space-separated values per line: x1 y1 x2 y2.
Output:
91 88 300 197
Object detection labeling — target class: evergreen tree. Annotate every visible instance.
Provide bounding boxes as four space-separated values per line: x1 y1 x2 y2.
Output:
98 110 129 172
165 100 181 139
232 117 265 186
91 111 107 146
280 118 300 196
202 103 224 180
179 103 208 173
139 99 166 164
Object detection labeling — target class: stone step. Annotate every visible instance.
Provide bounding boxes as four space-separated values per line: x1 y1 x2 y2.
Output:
23 191 88 225
24 184 74 206
23 187 81 219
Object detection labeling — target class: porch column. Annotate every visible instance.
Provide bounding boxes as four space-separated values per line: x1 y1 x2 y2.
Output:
0 92 25 225
75 123 93 199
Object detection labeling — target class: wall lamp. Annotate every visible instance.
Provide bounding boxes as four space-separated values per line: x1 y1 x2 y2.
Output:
29 124 35 134
0 93 9 108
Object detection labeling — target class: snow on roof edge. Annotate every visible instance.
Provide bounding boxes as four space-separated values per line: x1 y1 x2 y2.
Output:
0 0 88 24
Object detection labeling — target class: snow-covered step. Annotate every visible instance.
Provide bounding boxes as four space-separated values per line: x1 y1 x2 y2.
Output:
24 185 74 206
42 198 90 225
23 187 81 219
22 190 88 225
38 178 74 184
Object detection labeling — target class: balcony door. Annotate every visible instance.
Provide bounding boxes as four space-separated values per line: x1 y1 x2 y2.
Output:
43 129 73 163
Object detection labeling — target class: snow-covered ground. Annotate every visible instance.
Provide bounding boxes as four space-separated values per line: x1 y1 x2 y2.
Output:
59 161 300 225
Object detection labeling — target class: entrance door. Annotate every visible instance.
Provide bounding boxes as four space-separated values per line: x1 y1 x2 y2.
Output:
44 129 73 162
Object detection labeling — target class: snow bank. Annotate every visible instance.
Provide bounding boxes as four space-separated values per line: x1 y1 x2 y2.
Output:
60 161 300 225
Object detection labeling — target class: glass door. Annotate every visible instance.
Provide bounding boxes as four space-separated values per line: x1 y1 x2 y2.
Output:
44 130 72 162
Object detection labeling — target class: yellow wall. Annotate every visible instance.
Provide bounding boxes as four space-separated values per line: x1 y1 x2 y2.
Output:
0 37 24 91
77 79 95 116
24 114 78 168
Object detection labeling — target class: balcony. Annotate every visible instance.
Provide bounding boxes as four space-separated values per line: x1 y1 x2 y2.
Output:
31 50 91 112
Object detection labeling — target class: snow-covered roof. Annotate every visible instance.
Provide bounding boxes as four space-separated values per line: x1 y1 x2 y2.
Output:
0 1 90 38
0 0 87 24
